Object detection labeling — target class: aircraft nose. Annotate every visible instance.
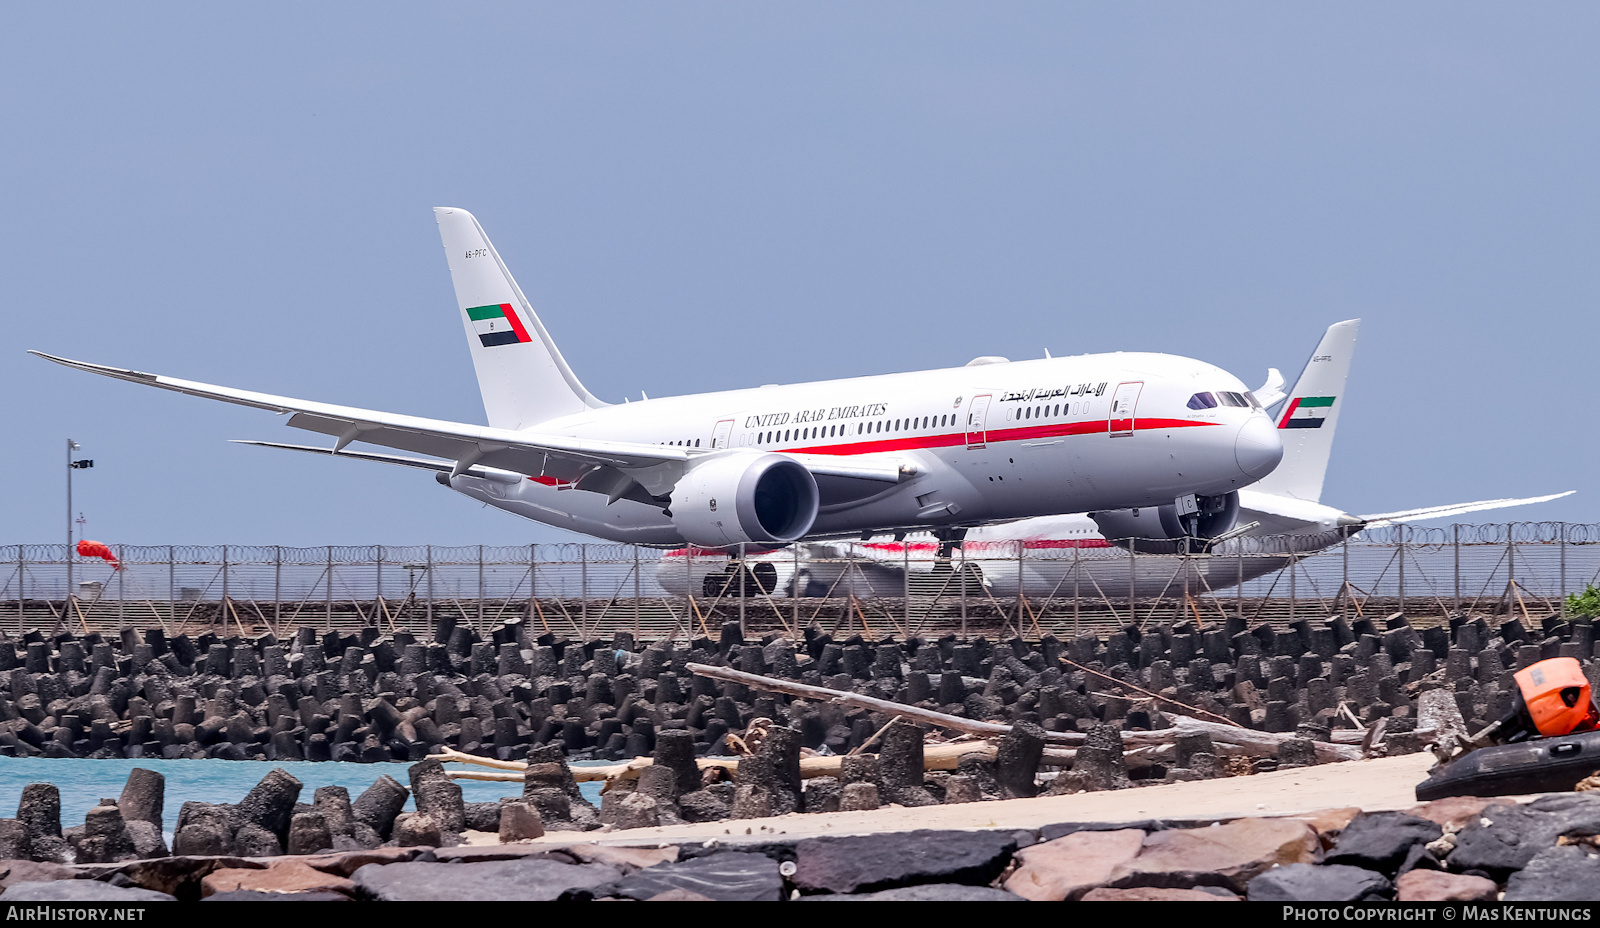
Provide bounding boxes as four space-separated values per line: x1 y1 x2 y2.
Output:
1235 415 1283 480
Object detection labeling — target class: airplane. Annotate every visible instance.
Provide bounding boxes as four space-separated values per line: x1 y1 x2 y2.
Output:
655 319 1572 598
31 207 1285 551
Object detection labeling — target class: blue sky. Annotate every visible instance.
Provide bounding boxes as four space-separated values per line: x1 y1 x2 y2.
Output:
3 4 1596 546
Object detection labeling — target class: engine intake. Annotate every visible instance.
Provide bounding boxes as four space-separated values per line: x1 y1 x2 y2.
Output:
670 452 820 548
1089 491 1240 553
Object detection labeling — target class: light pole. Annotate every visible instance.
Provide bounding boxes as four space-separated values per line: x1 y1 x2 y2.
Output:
67 439 78 602
66 440 93 604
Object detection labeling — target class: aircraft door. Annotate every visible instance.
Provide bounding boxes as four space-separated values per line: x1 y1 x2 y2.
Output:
711 419 735 449
965 394 992 449
1108 382 1143 437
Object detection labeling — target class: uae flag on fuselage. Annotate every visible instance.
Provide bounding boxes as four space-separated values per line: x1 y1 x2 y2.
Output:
1279 395 1335 429
467 303 533 348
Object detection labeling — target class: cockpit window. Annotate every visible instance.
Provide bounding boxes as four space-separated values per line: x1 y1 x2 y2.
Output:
1218 392 1248 407
1186 392 1218 410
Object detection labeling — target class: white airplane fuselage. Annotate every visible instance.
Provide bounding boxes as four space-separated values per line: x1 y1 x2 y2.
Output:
650 316 1571 595
32 207 1283 552
446 352 1282 546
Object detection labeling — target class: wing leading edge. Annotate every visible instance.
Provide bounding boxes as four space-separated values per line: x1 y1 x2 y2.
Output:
1357 491 1576 528
29 350 689 484
30 351 911 500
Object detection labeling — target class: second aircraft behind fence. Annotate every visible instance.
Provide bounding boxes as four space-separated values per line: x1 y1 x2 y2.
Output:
655 319 1572 599
34 207 1286 551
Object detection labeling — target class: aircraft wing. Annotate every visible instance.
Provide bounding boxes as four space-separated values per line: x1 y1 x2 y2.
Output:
1357 491 1575 527
33 351 911 497
229 441 531 482
30 351 692 479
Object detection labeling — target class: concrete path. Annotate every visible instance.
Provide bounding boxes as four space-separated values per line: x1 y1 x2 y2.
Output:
514 752 1440 847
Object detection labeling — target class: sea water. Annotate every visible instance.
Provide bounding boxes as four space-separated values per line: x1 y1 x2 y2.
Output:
0 757 606 833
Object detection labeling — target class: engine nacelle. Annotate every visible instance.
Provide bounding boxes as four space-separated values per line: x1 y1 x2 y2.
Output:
669 452 820 548
1090 491 1240 553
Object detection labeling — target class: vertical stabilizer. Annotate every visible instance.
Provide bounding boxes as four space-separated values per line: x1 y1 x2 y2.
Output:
435 207 605 429
1248 319 1360 503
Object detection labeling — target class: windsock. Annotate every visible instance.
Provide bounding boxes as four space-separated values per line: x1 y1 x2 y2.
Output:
75 540 120 570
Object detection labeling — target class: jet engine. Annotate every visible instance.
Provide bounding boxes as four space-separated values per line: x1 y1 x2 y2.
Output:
1089 491 1240 553
669 452 820 548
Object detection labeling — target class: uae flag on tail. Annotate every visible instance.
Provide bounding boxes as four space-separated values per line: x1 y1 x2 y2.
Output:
1279 395 1335 429
467 303 533 348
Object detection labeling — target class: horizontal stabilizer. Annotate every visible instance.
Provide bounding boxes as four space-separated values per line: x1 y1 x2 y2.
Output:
1358 491 1575 527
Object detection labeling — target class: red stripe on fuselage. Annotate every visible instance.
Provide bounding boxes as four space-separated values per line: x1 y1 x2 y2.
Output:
784 417 1217 456
862 538 1114 552
1015 538 1115 549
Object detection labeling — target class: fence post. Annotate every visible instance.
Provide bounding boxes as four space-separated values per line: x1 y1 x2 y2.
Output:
1506 523 1515 614
221 544 229 632
326 546 333 630
376 545 383 627
1453 524 1460 614
580 544 588 633
117 544 125 632
1016 541 1025 630
1397 525 1406 616
896 540 908 633
528 544 536 630
1340 535 1349 620
738 542 747 639
633 545 641 635
1238 543 1245 620
959 542 967 639
17 547 24 634
168 546 175 630
1072 543 1080 639
803 545 810 632
274 546 282 631
1128 539 1137 624
1560 522 1568 618
1289 541 1296 623
427 545 435 626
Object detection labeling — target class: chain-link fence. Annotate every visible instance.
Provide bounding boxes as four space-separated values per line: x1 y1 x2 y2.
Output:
4 522 1597 641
